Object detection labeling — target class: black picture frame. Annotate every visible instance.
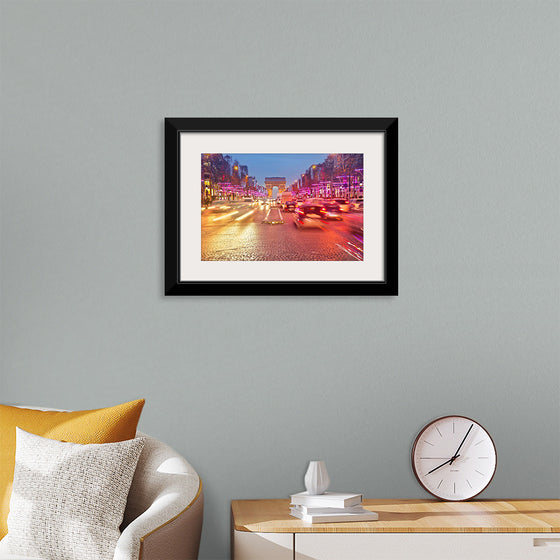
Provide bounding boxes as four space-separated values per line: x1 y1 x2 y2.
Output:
165 117 398 296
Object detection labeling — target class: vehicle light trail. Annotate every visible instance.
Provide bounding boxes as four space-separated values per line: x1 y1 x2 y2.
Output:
336 243 363 261
213 211 239 221
347 241 363 254
236 210 255 221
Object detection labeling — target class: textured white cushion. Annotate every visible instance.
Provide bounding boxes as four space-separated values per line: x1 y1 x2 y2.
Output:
2 428 144 560
0 555 44 559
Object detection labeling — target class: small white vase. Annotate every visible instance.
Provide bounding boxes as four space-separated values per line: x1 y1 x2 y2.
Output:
304 460 330 495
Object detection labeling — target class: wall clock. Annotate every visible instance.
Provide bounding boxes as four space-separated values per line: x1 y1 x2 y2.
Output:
411 415 497 501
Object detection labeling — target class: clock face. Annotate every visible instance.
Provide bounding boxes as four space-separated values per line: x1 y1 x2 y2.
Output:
412 416 497 501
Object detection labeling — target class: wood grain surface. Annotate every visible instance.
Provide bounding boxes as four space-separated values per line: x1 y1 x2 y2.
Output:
231 499 560 533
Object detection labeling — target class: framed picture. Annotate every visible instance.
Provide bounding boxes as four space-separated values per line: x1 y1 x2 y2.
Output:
165 117 397 296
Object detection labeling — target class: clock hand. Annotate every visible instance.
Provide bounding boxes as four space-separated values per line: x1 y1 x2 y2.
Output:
449 424 473 464
426 424 474 474
426 455 460 475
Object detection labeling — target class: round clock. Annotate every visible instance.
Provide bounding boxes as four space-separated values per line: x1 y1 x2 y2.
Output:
411 415 497 501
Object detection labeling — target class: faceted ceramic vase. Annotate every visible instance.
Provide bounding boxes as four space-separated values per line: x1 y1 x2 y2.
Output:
304 460 330 495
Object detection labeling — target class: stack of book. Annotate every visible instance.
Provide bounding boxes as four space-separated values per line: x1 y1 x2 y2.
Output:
289 491 378 524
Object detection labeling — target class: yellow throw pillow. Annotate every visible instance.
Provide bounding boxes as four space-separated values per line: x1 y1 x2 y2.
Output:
0 398 144 539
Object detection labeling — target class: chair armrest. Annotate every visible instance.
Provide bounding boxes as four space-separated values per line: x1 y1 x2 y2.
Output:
114 485 203 560
114 433 203 560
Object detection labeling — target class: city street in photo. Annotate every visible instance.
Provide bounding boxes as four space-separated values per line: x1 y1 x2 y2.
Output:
201 153 364 261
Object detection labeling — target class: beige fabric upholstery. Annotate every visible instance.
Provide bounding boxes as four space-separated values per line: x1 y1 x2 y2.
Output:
0 416 203 560
116 432 203 560
139 491 203 560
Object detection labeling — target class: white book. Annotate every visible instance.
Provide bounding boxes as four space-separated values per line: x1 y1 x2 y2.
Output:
290 491 363 508
292 504 365 514
290 506 378 524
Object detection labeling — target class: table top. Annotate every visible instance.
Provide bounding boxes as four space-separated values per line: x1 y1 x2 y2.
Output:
231 499 560 533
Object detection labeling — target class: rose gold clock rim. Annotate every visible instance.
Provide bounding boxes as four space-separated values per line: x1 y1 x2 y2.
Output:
411 415 498 502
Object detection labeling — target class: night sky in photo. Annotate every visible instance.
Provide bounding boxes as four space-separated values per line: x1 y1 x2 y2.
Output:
227 153 328 184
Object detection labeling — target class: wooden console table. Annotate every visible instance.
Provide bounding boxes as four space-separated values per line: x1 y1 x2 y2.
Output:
231 498 560 559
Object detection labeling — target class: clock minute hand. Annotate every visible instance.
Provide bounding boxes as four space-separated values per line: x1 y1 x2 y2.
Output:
450 423 473 464
426 455 460 475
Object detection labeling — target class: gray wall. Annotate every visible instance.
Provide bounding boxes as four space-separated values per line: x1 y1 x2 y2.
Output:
1 1 558 558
